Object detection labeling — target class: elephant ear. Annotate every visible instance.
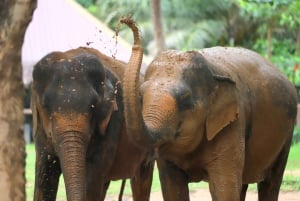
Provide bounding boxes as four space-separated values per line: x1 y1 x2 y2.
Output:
98 103 114 135
31 91 38 138
206 75 239 141
98 79 119 135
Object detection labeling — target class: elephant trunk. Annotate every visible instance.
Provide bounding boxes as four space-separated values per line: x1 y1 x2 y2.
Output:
120 17 155 147
56 131 87 201
142 92 179 144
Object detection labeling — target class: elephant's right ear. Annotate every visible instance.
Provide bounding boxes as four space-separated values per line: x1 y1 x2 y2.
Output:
98 102 115 136
30 90 39 138
206 75 239 141
98 79 119 136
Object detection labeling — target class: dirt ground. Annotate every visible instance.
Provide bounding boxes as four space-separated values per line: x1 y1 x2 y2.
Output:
106 189 300 201
104 170 300 201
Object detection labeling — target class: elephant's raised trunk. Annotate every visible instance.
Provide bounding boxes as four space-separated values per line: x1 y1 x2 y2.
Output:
55 131 87 201
120 17 155 147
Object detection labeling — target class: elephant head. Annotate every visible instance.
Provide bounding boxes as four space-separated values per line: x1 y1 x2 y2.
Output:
123 49 239 151
31 49 118 201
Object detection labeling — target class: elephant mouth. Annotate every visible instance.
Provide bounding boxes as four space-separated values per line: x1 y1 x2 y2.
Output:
174 120 183 138
147 120 183 146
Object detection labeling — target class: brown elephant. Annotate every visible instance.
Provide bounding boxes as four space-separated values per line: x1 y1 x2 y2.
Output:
122 40 297 201
31 18 154 201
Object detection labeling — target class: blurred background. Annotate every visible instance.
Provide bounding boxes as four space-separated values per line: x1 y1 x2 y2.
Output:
77 0 299 85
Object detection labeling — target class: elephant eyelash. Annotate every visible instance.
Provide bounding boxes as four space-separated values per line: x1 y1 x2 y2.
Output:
179 101 194 111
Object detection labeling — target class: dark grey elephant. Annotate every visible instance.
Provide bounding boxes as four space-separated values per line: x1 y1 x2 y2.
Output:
122 43 297 201
31 18 154 201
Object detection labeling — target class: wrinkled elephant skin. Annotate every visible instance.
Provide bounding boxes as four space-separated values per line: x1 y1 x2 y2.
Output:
123 47 297 201
31 47 154 201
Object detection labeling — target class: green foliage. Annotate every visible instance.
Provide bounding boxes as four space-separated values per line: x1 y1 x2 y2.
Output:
76 0 239 54
76 0 95 8
253 38 300 84
77 0 299 82
239 0 300 85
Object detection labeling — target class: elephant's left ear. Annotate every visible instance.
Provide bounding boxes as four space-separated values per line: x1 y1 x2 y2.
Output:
206 75 239 141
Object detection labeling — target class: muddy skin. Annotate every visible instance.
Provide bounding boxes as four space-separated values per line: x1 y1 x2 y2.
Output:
123 46 297 201
32 17 154 201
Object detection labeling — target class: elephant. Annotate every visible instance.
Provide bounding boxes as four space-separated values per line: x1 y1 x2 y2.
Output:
122 44 297 201
31 18 154 201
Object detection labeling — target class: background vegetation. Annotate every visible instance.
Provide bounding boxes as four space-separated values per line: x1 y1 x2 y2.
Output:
77 0 300 85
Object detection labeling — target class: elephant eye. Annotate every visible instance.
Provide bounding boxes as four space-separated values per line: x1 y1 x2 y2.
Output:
174 83 194 111
178 91 194 111
90 93 102 110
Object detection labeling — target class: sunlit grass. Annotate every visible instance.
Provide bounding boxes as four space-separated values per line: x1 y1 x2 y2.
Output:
286 143 300 170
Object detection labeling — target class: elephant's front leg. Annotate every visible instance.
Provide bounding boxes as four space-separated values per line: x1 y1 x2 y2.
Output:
207 146 244 200
86 156 108 201
208 168 243 201
86 134 119 201
130 159 155 201
33 145 61 201
156 159 190 201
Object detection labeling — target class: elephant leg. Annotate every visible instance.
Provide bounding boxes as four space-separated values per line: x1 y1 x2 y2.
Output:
86 177 107 201
208 170 242 201
101 181 110 201
156 159 190 201
240 184 248 201
33 150 61 201
130 159 155 201
257 137 292 201
86 164 107 201
86 133 119 201
207 149 243 201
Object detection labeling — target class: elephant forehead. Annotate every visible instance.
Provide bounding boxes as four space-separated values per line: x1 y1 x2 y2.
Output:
146 50 199 79
142 79 182 96
52 112 90 132
56 60 87 75
146 63 183 79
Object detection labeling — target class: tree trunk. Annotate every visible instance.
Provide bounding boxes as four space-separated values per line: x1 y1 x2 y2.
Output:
151 0 165 55
266 24 272 59
0 0 36 201
296 27 300 56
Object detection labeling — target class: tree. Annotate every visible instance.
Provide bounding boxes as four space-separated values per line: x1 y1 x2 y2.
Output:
151 0 165 55
239 0 292 58
0 0 36 200
77 0 299 77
